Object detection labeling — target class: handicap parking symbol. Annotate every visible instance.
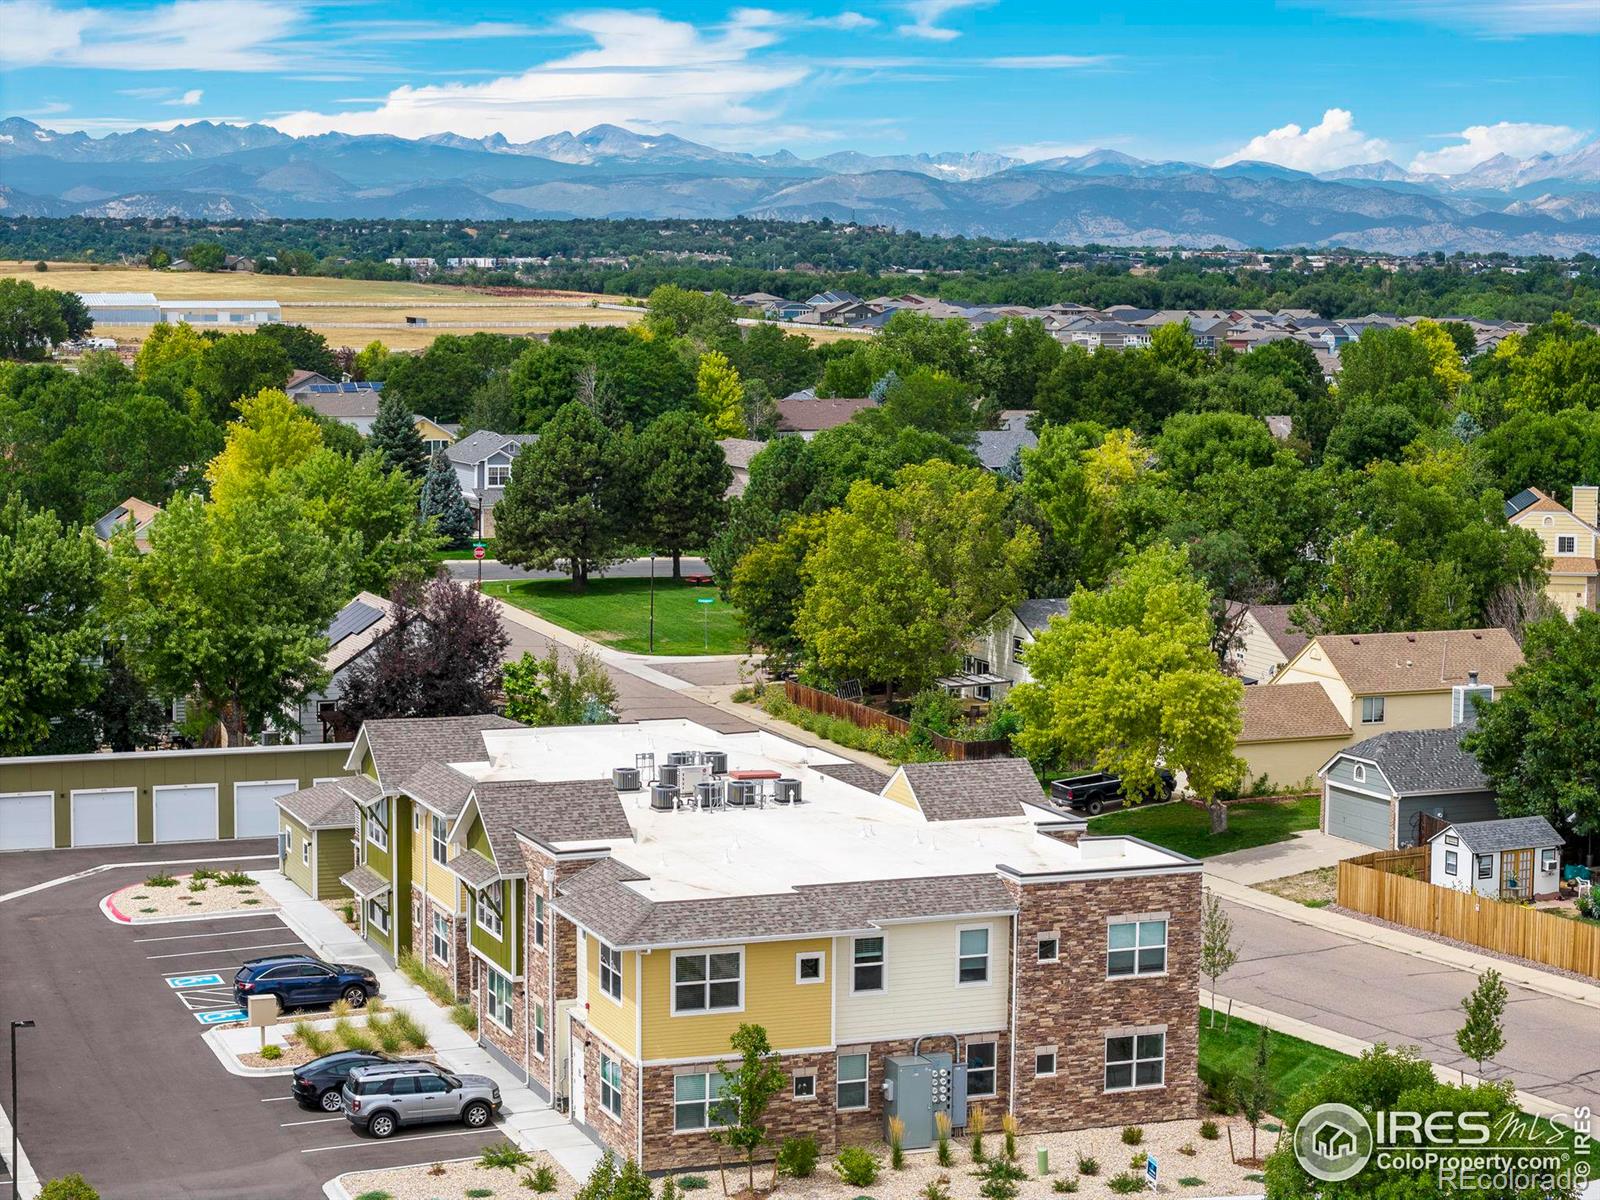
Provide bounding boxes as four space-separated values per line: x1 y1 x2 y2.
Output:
166 973 225 989
194 1009 246 1025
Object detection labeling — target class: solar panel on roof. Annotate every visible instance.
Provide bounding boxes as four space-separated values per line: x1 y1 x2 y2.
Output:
324 601 383 645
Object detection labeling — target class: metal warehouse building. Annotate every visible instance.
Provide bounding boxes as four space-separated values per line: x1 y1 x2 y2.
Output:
77 292 282 326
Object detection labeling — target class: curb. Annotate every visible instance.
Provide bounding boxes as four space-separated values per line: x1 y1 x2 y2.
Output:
201 1027 293 1077
326 1155 483 1200
99 890 282 925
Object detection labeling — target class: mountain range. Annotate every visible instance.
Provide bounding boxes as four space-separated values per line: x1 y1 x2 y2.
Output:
4 117 1599 254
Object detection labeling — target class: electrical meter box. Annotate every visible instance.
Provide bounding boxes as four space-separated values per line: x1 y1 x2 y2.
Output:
882 1051 967 1148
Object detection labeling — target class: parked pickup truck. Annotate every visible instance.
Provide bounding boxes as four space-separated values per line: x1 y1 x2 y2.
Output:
1049 769 1176 816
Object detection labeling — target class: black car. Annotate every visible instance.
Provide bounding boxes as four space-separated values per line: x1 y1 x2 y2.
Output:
234 954 379 1012
1049 769 1177 816
292 1050 409 1112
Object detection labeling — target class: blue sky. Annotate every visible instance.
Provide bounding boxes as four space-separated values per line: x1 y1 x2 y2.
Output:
2 0 1597 171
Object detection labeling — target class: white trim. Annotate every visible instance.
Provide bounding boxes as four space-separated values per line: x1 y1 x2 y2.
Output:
1106 915 1168 980
475 881 505 940
1034 1046 1058 1078
3 742 350 767
795 950 826 985
1103 1028 1166 1093
642 1044 838 1068
1036 930 1060 963
599 940 624 1002
68 786 137 848
835 1051 870 1111
963 1037 998 1099
484 962 515 1033
233 779 297 840
955 923 993 987
669 947 745 1016
849 933 886 995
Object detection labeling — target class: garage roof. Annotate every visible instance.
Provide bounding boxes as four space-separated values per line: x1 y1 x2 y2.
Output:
1329 726 1489 795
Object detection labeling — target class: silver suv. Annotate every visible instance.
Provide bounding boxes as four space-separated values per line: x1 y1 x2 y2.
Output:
342 1061 501 1139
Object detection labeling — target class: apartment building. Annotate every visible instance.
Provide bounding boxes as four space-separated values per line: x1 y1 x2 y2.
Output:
301 715 1201 1171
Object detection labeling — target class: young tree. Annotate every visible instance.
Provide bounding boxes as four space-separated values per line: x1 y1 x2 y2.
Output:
696 350 747 438
420 449 475 548
369 390 428 479
712 1023 788 1194
1010 543 1247 830
1199 889 1239 1026
635 410 731 577
1241 1023 1272 1164
502 647 619 726
495 401 632 590
1455 968 1508 1082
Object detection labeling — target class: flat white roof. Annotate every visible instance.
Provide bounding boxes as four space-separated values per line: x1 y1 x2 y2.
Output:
454 720 1186 903
158 299 281 309
78 292 158 305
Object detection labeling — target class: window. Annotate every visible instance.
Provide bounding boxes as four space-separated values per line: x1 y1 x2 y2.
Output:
599 1054 623 1121
599 942 624 1002
476 884 503 939
958 927 990 984
1107 919 1167 977
487 464 512 487
672 950 742 1014
1353 764 1367 783
965 1041 997 1097
836 1054 868 1110
793 1072 816 1100
1478 854 1494 880
366 798 389 850
432 911 450 963
1012 636 1026 663
1361 696 1386 725
796 951 825 984
431 814 448 865
1541 848 1557 873
1037 932 1059 963
1445 851 1458 876
412 807 421 833
366 895 389 934
673 1071 731 1130
852 937 885 993
1105 1031 1165 1091
534 894 546 949
486 966 514 1031
301 838 310 867
1035 1047 1058 1078
1557 535 1576 554
533 1003 545 1058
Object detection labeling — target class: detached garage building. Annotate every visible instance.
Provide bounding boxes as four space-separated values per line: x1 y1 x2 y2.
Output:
1318 726 1498 850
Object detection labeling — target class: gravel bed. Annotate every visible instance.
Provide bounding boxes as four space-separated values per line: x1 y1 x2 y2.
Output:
112 872 279 920
341 1150 577 1200
236 1010 436 1069
1330 904 1597 986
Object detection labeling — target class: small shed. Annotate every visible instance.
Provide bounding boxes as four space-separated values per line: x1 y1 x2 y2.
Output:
1428 816 1563 902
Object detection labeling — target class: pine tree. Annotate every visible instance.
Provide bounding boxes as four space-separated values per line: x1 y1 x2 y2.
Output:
635 411 731 578
1455 968 1507 1081
369 390 427 479
419 449 475 548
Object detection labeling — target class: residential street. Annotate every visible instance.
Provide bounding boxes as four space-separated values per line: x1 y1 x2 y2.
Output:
442 556 710 584
1215 901 1600 1114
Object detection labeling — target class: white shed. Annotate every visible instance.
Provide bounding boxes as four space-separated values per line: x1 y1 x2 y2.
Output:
1428 815 1563 902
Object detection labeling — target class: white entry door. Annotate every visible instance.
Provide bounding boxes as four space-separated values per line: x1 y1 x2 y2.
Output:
571 1041 586 1125
234 780 296 839
153 784 219 842
0 792 54 851
71 788 138 847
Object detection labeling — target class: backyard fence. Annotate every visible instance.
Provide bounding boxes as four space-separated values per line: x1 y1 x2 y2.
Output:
781 681 1012 761
1347 846 1430 882
1337 858 1600 979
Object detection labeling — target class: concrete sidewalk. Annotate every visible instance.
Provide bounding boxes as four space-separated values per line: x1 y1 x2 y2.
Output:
253 869 603 1180
1205 830 1368 885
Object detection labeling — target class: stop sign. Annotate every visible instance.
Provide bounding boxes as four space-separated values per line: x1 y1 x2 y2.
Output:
473 545 486 560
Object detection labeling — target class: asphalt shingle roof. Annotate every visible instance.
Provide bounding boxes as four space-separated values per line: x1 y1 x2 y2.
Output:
1239 683 1350 742
1438 816 1562 855
358 715 523 792
471 777 632 868
444 430 537 467
444 848 503 889
1013 598 1070 634
1307 629 1522 694
897 758 1043 822
1337 726 1490 795
275 779 360 830
973 429 1037 472
398 761 478 820
812 761 892 794
340 864 389 898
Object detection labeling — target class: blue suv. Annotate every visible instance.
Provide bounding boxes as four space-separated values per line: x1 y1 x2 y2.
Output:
234 954 379 1012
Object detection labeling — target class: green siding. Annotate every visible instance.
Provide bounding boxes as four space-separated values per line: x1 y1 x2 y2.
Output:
469 878 518 975
317 829 356 900
281 814 313 895
393 796 414 954
363 801 392 884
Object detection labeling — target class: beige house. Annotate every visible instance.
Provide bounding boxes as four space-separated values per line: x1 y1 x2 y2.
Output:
1223 602 1312 682
1236 628 1522 789
1505 485 1598 618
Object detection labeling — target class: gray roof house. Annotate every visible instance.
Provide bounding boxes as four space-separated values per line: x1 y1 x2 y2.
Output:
445 431 539 537
963 598 1071 696
974 428 1038 476
290 591 401 744
1318 726 1497 850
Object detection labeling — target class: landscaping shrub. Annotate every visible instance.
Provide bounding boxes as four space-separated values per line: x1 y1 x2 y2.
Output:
1128 1152 1147 1170
523 1165 559 1193
259 1044 282 1061
144 872 177 887
481 1144 534 1171
969 1105 987 1162
675 1176 708 1191
756 691 943 765
217 871 257 887
399 951 457 1006
832 1146 880 1187
330 999 353 1019
466 1189 494 1198
922 1182 951 1200
450 1002 478 1033
341 900 355 923
1052 1180 1078 1194
390 1008 429 1049
353 1193 392 1200
188 881 208 892
242 898 261 905
333 1017 373 1052
368 1015 406 1054
192 867 220 881
1179 1179 1206 1188
889 1115 907 1169
1107 1171 1147 1194
1076 1156 1099 1176
1121 1126 1144 1145
935 1111 953 1167
776 1135 819 1178
39 1174 100 1200
295 1021 333 1057
1001 1112 1019 1160
1178 1142 1198 1157
1199 1120 1220 1141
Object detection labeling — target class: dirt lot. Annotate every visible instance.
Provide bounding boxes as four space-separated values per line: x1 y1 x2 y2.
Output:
1252 866 1336 906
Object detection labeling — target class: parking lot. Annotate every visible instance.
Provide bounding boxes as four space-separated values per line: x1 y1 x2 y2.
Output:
1 843 505 1199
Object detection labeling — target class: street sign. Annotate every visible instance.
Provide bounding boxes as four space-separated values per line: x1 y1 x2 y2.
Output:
473 544 486 560
1146 1155 1158 1188
695 597 714 604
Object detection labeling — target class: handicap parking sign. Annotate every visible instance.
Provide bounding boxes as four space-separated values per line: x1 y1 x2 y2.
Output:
166 973 226 989
194 1009 246 1025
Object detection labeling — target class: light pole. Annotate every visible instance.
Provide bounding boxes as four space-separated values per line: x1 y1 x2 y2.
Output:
10 1019 33 1197
648 555 656 654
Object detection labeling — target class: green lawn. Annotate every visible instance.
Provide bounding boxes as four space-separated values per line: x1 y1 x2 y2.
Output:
484 577 746 655
1087 794 1319 859
1198 1009 1350 1104
433 540 493 561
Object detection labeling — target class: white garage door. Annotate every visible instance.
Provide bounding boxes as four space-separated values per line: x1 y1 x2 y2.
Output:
153 784 218 843
71 788 138 847
0 792 55 851
235 780 297 839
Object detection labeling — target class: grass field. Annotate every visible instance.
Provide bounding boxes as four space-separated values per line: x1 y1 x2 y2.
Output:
1087 794 1320 859
1198 1009 1351 1105
484 576 746 655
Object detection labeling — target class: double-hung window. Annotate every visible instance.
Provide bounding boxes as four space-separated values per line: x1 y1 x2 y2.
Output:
366 895 390 934
958 927 990 984
673 1071 731 1130
1107 918 1167 977
965 1040 997 1097
430 814 448 865
431 911 450 963
672 950 742 1013
852 936 884 993
1105 1031 1165 1091
366 798 389 850
301 838 310 867
476 884 503 939
836 1054 868 1110
599 1053 623 1120
599 942 624 1002
1445 850 1458 876
487 464 512 487
1478 854 1494 880
533 894 546 949
1361 696 1386 725
486 967 514 1031
533 1003 546 1058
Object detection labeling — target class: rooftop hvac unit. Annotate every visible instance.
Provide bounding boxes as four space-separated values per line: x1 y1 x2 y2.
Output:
725 780 758 808
775 778 802 805
658 763 681 790
668 750 697 766
612 766 641 792
650 785 678 812
705 751 728 776
695 781 722 809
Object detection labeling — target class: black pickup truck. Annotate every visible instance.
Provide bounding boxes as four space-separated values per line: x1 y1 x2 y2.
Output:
1049 769 1176 816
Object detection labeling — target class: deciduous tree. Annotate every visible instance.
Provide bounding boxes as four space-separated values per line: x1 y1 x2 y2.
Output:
1455 969 1507 1081
695 349 746 438
502 646 618 726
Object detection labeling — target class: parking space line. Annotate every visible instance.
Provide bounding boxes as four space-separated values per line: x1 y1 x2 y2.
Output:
301 1128 498 1154
260 1097 296 1103
146 940 302 960
135 926 285 942
280 1117 345 1128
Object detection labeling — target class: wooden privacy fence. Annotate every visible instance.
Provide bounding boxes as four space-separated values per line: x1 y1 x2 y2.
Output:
1338 859 1600 979
1347 846 1430 882
781 681 1012 761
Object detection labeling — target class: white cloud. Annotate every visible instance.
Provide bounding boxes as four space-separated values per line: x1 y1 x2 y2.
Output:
166 88 203 106
270 9 808 142
897 0 989 40
1409 121 1588 174
1 0 300 71
808 11 877 30
1301 0 1600 36
1215 108 1391 172
984 54 1109 69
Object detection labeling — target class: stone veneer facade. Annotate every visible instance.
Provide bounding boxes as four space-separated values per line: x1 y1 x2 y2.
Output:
410 886 470 999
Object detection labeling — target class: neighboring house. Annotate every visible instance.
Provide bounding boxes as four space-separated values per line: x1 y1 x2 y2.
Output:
964 599 1071 696
974 428 1038 476
716 437 767 498
92 496 162 552
1504 485 1599 617
1428 816 1563 902
290 592 402 744
315 714 1202 1170
1317 725 1498 850
275 779 362 900
1223 603 1312 682
1236 628 1519 789
444 430 539 537
774 396 875 436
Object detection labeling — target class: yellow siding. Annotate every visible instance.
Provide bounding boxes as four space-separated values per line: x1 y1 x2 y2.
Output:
881 770 917 811
416 810 458 911
1237 736 1350 791
641 938 832 1062
585 938 638 1058
1358 690 1452 733
1273 651 1353 715
1511 508 1597 558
